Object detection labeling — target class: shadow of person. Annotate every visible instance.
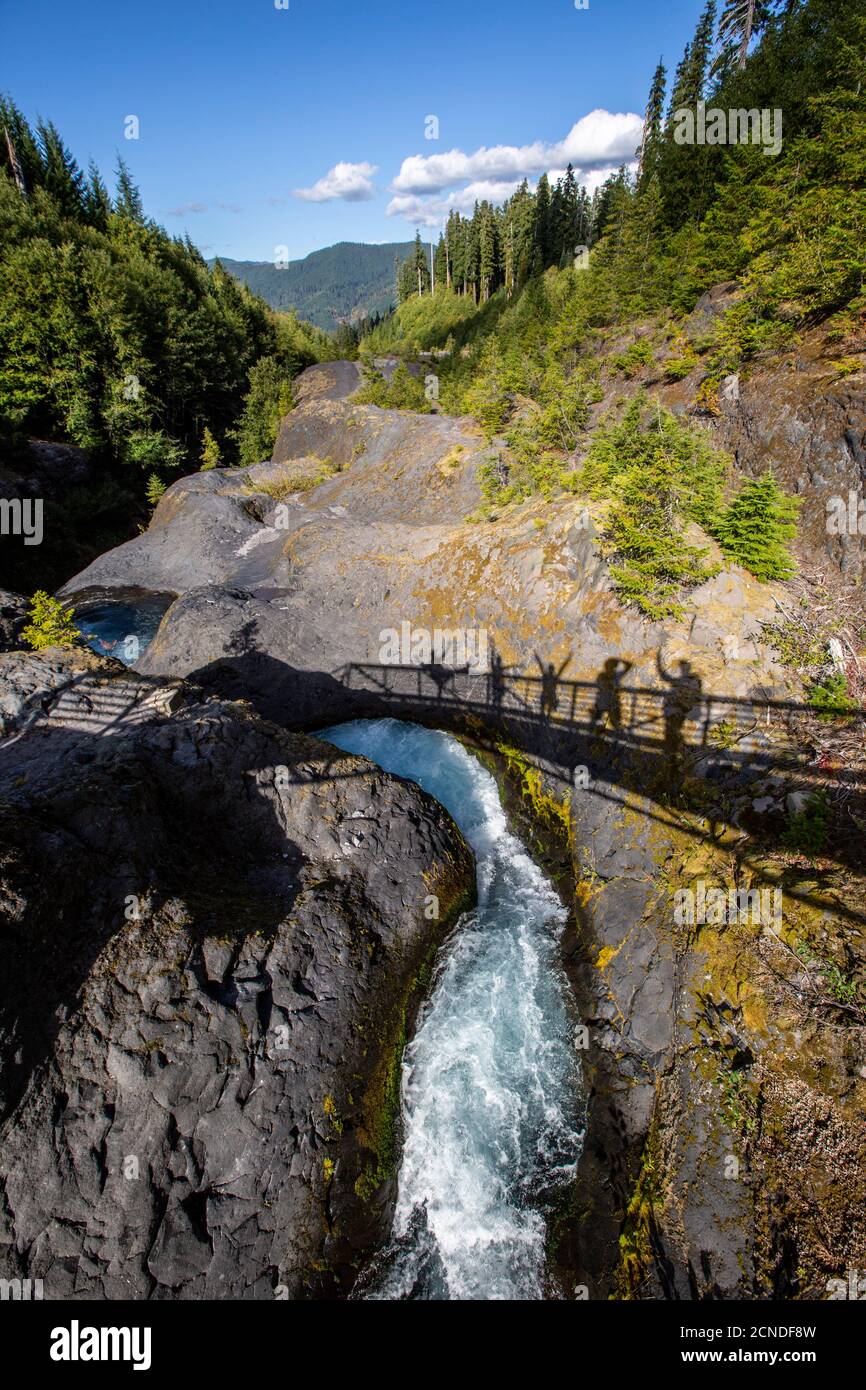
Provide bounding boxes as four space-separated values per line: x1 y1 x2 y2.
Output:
423 662 455 704
591 658 633 733
488 647 506 712
657 652 703 765
535 653 571 720
487 642 520 714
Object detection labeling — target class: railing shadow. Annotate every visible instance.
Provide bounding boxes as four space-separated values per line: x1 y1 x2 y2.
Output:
316 655 865 926
170 637 865 930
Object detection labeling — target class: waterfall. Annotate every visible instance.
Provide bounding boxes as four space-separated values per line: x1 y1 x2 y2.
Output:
321 718 583 1300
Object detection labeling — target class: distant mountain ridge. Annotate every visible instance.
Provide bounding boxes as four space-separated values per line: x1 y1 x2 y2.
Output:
210 241 415 330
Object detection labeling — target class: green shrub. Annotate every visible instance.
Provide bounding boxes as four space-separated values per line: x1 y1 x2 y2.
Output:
460 339 513 437
578 398 727 619
21 590 79 650
664 354 700 380
355 362 432 413
829 357 864 378
707 300 794 375
808 671 858 721
603 467 719 621
121 429 185 474
361 287 479 354
609 339 654 377
715 472 800 580
581 396 727 530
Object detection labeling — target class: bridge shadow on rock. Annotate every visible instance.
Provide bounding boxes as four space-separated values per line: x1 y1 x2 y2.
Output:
187 640 866 927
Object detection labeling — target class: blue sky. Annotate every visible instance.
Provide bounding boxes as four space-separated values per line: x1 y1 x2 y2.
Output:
3 0 704 261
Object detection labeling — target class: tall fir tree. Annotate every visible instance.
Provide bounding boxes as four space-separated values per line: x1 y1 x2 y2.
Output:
114 157 145 222
83 161 111 228
637 60 667 193
410 229 430 296
533 173 552 272
478 202 497 300
36 120 85 218
433 232 448 290
659 0 718 228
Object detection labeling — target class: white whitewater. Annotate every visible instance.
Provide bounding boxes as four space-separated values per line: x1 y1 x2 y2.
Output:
322 718 583 1301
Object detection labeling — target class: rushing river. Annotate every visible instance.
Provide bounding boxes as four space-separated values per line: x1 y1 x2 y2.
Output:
321 718 583 1301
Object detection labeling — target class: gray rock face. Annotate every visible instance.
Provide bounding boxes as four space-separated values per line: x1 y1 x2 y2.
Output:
292 360 363 405
0 649 474 1299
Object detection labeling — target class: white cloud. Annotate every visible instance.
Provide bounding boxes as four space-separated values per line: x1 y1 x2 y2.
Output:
385 163 640 230
392 109 643 195
165 201 207 216
387 179 526 229
293 161 378 203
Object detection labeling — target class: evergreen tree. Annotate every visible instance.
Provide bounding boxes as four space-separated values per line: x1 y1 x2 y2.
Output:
552 165 579 266
591 168 632 245
83 161 111 227
465 206 480 302
575 187 591 248
445 211 457 288
451 213 467 295
410 229 430 296
0 95 41 194
478 202 497 300
506 180 536 287
397 255 415 304
36 120 85 218
659 0 718 227
685 0 717 99
433 232 448 290
533 173 552 272
145 473 167 505
114 156 144 222
637 60 667 193
200 426 221 470
21 591 79 650
715 472 800 579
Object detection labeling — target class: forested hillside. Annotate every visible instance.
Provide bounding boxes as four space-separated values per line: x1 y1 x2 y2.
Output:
361 0 864 621
0 97 333 587
213 241 414 330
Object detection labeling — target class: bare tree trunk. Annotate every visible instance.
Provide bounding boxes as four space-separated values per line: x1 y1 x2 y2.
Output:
738 1 757 70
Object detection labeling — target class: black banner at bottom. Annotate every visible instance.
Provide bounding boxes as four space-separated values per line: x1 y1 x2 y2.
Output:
3 1295 858 1377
